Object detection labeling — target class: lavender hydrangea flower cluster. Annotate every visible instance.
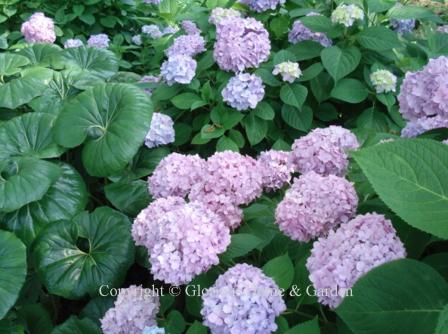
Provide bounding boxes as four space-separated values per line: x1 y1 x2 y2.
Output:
289 126 360 177
181 20 200 35
390 18 416 34
222 73 265 110
272 61 302 83
148 153 206 199
239 0 286 12
143 327 165 334
165 34 206 58
276 172 358 242
437 25 448 34
209 7 242 25
133 198 230 285
399 56 448 121
214 17 271 72
21 12 56 44
258 150 293 191
101 285 160 334
306 213 406 308
87 34 109 48
189 151 263 229
132 35 142 45
201 263 286 334
143 0 161 4
142 25 163 39
288 20 332 47
331 4 364 27
145 113 175 149
370 69 397 94
63 38 83 48
401 115 448 138
160 54 197 85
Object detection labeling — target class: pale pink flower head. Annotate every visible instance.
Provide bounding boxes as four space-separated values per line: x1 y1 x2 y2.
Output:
21 12 56 43
306 213 406 308
258 150 293 191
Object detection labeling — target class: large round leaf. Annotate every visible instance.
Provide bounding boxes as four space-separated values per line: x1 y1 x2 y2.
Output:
3 163 87 246
336 259 448 334
52 316 100 334
0 53 29 76
0 76 48 109
0 158 61 212
53 46 118 79
33 207 135 299
0 230 27 319
0 112 65 161
54 83 153 176
17 44 61 67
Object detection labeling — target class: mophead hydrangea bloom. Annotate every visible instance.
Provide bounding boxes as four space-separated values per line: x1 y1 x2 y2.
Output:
87 34 109 49
222 73 265 110
398 56 448 121
142 25 163 39
331 4 364 27
145 112 175 149
276 172 358 242
401 115 448 138
239 0 286 12
201 263 286 334
148 153 206 199
181 20 201 35
137 199 231 285
165 34 206 58
143 327 165 334
288 20 332 47
161 55 197 85
132 196 185 248
209 7 242 25
437 25 448 34
143 0 161 4
370 69 397 94
21 12 56 44
189 187 243 230
258 150 293 191
162 26 179 35
214 17 271 72
100 285 160 334
190 151 264 206
63 38 83 48
306 213 406 308
289 126 360 177
272 61 302 83
390 18 415 34
444 139 448 145
132 35 142 45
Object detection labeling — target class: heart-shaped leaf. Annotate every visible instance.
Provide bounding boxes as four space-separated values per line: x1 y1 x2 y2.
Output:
0 230 27 319
0 53 29 76
280 83 308 109
0 158 61 212
104 179 150 216
17 44 62 67
33 207 135 299
0 112 65 161
54 83 153 176
336 259 448 334
3 163 87 246
321 46 361 82
0 76 48 109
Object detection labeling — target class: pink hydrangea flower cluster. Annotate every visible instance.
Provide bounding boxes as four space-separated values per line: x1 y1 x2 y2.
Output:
289 126 359 176
144 112 175 149
101 285 160 334
222 73 265 110
189 151 263 229
399 56 448 136
87 33 109 48
21 12 56 44
64 38 83 48
276 172 358 242
165 34 206 58
148 153 206 199
160 54 197 85
133 198 230 285
239 0 286 12
258 150 293 191
201 263 286 334
401 115 448 138
214 17 271 72
306 213 406 308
